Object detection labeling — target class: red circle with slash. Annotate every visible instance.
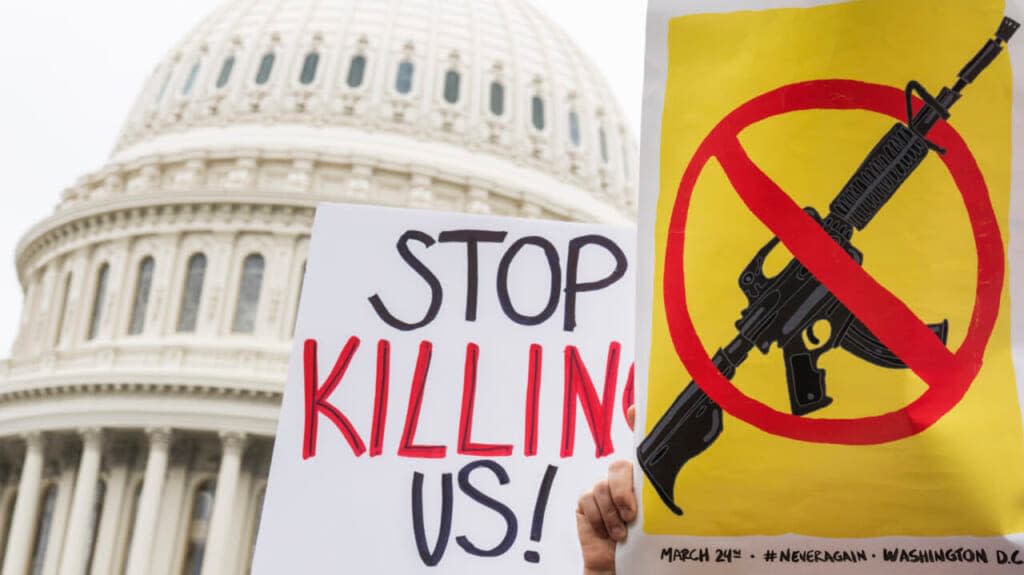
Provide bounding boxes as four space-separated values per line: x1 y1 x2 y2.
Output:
664 79 1004 444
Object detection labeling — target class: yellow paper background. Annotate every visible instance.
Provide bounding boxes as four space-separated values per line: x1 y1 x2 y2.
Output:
645 0 1024 537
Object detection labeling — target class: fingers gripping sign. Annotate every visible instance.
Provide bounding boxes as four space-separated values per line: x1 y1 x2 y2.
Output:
578 407 637 574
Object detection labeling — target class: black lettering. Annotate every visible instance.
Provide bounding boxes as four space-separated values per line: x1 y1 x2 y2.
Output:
455 460 518 557
496 236 561 326
411 471 454 566
438 230 507 321
997 550 1024 565
564 235 627 331
369 231 443 330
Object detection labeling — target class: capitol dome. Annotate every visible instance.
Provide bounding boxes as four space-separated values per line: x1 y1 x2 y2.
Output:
103 0 636 222
0 1 635 574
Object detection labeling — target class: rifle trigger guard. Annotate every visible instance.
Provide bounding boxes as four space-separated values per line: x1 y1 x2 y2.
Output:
905 81 949 155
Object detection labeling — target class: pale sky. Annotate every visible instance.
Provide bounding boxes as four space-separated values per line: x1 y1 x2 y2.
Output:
0 0 646 355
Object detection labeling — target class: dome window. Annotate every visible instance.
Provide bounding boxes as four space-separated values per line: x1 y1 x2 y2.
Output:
531 96 546 131
216 56 235 89
232 253 265 334
156 71 172 103
255 52 275 85
54 273 72 346
182 62 200 95
489 82 505 116
599 128 610 164
177 253 207 333
346 55 367 88
87 263 110 341
128 257 155 336
300 51 320 85
395 61 415 94
443 69 461 104
568 111 581 147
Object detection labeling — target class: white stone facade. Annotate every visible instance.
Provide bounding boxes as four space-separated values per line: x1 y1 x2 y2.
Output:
0 0 635 573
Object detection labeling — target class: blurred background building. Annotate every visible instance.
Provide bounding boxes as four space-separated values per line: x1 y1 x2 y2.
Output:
0 0 635 573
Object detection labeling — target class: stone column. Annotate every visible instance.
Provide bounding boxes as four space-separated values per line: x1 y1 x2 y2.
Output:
2 432 46 575
124 428 171 575
200 432 247 575
0 484 16 559
149 458 188 575
88 456 129 575
43 459 78 575
58 429 103 575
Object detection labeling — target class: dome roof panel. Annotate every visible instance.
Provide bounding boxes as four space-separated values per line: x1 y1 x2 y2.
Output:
113 0 635 212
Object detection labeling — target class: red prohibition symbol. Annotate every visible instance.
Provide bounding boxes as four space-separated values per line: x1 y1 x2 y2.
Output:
664 79 1005 445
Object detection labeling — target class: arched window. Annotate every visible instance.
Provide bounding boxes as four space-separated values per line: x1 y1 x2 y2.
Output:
568 111 581 147
54 273 72 346
346 55 367 88
232 254 265 334
300 51 320 85
489 82 505 116
443 70 460 104
395 61 414 94
531 96 545 131
156 71 172 103
215 56 235 89
181 481 216 575
84 480 106 571
255 52 275 85
599 128 610 164
177 254 207 333
29 484 58 575
87 264 110 341
128 257 155 336
182 62 200 95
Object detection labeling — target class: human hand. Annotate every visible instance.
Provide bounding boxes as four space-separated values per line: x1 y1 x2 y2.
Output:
576 406 637 575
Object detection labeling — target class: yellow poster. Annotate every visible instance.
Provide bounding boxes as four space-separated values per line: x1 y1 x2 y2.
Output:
625 0 1024 572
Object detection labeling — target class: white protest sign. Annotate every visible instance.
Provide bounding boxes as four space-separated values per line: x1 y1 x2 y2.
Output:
252 204 636 573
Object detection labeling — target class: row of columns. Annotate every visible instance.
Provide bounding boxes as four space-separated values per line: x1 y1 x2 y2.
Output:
0 429 253 575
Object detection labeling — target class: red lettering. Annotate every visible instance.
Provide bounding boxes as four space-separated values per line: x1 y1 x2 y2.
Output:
561 342 621 458
370 339 391 457
303 338 367 460
398 341 447 459
457 343 513 457
622 363 635 431
523 344 543 456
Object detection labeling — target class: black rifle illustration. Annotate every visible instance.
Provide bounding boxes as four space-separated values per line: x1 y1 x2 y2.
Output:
639 17 1020 516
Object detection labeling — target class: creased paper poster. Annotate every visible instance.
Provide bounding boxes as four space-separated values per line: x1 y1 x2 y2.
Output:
251 204 635 573
624 0 1024 572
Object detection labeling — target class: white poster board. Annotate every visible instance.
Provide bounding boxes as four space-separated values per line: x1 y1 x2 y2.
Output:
252 204 635 573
